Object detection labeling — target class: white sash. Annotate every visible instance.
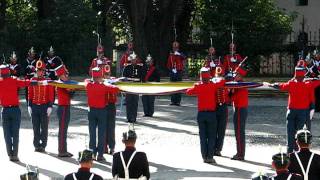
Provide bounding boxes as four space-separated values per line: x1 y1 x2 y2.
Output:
120 151 137 180
72 173 94 180
271 174 292 180
294 152 315 180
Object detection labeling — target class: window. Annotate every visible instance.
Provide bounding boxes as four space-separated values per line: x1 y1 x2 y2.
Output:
296 0 308 6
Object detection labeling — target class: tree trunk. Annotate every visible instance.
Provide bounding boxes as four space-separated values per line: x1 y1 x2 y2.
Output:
123 0 193 74
37 0 54 19
0 0 6 30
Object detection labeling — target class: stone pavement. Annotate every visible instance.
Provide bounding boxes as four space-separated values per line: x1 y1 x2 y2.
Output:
1 94 320 180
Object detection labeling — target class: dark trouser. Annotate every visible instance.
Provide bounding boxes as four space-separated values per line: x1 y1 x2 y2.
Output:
315 86 320 112
142 95 155 116
197 111 217 160
88 107 107 157
25 88 28 104
233 107 247 157
105 103 116 151
126 94 139 123
170 71 182 104
215 103 228 153
286 108 307 153
2 107 21 157
57 105 70 153
31 104 49 149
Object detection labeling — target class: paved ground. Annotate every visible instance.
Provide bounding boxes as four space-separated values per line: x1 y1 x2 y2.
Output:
1 93 320 180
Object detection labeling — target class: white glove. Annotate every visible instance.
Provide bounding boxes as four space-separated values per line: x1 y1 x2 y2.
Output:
210 61 216 67
230 57 236 62
172 68 177 74
28 106 32 117
42 80 48 86
97 59 102 65
47 107 52 116
310 109 315 120
174 51 181 56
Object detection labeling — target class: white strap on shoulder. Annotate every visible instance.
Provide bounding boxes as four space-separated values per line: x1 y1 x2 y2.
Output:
287 174 292 180
89 173 95 180
72 173 77 180
120 151 138 180
294 152 314 180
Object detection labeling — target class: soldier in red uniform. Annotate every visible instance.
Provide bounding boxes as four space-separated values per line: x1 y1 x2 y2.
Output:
167 41 186 106
9 51 22 77
28 59 55 152
89 43 112 76
269 66 312 153
231 67 248 161
223 43 244 73
212 66 229 156
120 42 134 70
103 64 117 155
55 65 74 157
186 67 225 164
85 67 119 162
0 64 34 161
203 47 224 77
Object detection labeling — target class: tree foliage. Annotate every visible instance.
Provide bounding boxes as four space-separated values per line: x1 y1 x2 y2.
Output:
194 0 295 73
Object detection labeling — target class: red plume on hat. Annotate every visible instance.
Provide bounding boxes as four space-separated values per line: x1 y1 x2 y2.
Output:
91 67 104 78
36 59 46 70
0 64 10 76
55 64 68 76
236 67 247 77
200 67 211 79
97 44 104 53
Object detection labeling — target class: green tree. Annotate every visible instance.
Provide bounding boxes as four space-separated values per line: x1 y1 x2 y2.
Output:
194 0 295 73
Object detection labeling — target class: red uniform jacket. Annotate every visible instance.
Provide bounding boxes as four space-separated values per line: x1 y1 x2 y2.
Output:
306 80 320 105
203 56 224 77
231 88 248 108
85 80 119 108
57 87 71 106
279 80 311 109
167 53 185 71
28 77 55 105
89 57 111 76
0 77 30 107
223 54 243 72
120 52 130 68
186 80 225 111
106 93 117 104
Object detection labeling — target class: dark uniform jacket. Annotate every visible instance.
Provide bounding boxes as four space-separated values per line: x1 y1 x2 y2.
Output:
45 56 63 80
22 58 37 79
64 168 103 180
9 63 22 77
270 171 303 180
288 148 320 180
112 147 150 179
142 64 160 82
123 63 145 82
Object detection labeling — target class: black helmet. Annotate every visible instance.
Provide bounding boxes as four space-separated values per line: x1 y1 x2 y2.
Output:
295 126 312 144
20 165 39 180
78 149 94 163
272 152 290 167
122 130 137 141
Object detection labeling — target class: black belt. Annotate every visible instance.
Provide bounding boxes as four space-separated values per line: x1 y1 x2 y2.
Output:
3 105 19 108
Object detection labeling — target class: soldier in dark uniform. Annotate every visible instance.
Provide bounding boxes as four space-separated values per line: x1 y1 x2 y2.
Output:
270 152 303 180
45 46 63 80
142 54 160 117
123 52 144 123
167 41 186 106
64 149 103 180
112 129 150 179
9 51 22 77
288 127 320 180
22 47 37 103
